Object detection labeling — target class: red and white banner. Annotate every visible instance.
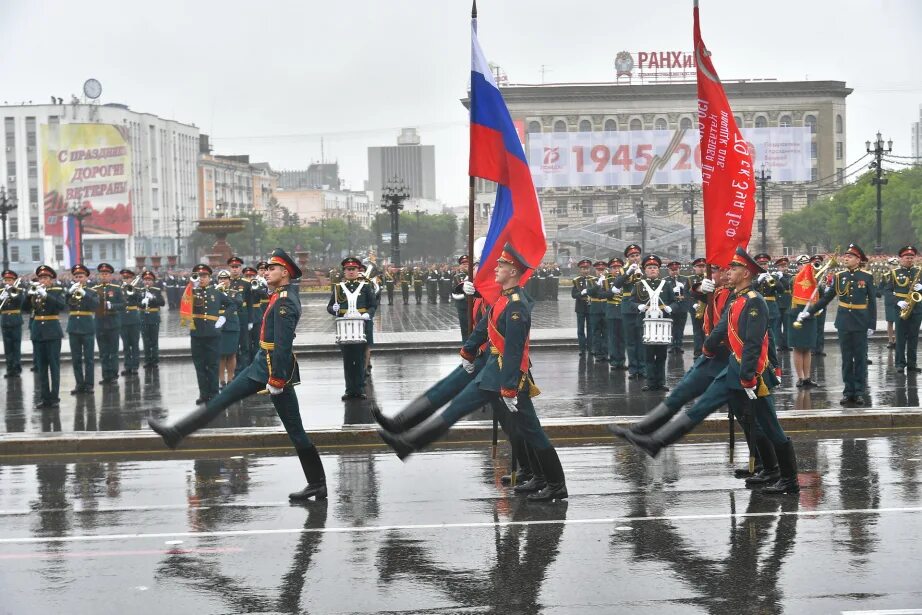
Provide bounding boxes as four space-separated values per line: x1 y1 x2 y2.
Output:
694 0 755 268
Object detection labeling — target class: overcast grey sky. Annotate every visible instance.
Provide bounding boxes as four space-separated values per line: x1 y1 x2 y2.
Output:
3 0 921 205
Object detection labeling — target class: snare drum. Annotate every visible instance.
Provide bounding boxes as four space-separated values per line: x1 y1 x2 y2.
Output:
335 315 367 345
642 316 672 346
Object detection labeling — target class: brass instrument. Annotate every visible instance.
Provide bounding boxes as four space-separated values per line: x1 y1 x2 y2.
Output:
899 265 922 320
190 273 200 283
122 275 142 296
793 250 839 329
0 277 25 310
694 300 706 320
250 276 267 290
68 281 86 301
26 281 43 296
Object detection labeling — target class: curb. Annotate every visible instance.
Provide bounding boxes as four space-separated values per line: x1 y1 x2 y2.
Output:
2 408 921 459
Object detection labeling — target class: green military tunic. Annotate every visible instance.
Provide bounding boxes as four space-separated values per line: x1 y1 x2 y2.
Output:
890 265 922 371
120 283 142 373
190 283 234 402
28 285 67 405
1 285 25 375
92 282 125 382
66 284 100 391
140 285 166 367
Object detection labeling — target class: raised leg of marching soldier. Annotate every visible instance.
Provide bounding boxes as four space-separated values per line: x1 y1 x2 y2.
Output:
69 333 95 394
894 310 922 373
607 316 625 368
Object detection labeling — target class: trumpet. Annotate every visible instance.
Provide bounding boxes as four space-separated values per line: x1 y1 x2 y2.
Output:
250 276 267 290
0 277 25 310
68 281 86 301
27 281 43 296
189 273 200 283
122 275 142 296
793 250 839 329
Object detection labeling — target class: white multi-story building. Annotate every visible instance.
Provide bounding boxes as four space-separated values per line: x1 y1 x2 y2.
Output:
1 101 199 271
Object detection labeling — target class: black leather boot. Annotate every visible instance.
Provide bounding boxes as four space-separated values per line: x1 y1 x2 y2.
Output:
514 445 546 493
289 446 328 502
623 413 696 458
761 439 800 495
745 435 780 486
148 403 219 449
372 394 435 433
608 402 678 441
501 437 533 485
528 447 568 502
377 409 451 460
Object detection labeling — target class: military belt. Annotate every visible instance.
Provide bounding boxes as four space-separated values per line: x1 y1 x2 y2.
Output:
34 315 60 321
589 298 606 303
895 292 910 299
126 306 139 311
193 314 219 321
1 310 19 315
764 296 776 301
69 311 94 317
144 308 160 313
839 302 868 310
260 341 275 350
790 299 810 308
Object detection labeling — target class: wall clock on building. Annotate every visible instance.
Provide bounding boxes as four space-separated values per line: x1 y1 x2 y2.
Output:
83 78 102 100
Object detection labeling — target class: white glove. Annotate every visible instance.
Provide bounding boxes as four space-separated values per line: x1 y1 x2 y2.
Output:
503 396 518 412
106 301 112 310
69 282 81 294
674 282 684 291
626 263 639 275
192 278 200 289
663 305 672 314
461 357 475 374
699 278 716 293
914 283 922 292
898 300 909 310
580 288 588 296
638 304 648 312
598 274 606 285
361 312 370 320
796 311 809 322
462 280 476 295
331 302 340 313
757 272 770 284
248 323 254 331
215 316 226 329
743 386 758 400
266 384 284 395
772 271 783 279
867 329 874 338
611 286 621 294
0 290 8 302
144 291 154 301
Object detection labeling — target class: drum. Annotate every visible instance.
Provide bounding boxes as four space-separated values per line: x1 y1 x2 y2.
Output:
335 315 367 345
642 316 672 346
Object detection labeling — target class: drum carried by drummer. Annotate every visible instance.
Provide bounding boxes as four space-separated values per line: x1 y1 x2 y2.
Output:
629 254 678 392
327 256 378 400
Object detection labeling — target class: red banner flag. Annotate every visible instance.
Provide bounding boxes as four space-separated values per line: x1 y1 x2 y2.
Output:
791 263 817 305
694 0 756 267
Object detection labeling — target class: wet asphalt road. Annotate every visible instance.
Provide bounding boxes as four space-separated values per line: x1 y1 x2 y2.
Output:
1 434 921 614
1 340 920 435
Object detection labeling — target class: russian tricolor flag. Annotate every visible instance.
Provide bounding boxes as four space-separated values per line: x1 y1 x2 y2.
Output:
469 8 545 303
63 215 81 268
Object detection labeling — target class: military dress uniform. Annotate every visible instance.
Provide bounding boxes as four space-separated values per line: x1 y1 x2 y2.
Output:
1 270 25 376
246 266 269 354
688 260 708 356
437 267 451 303
65 265 100 393
425 268 439 304
28 265 67 407
587 262 608 359
571 259 592 354
775 258 793 350
412 268 424 304
549 264 561 301
589 258 624 367
804 244 876 405
399 267 411 305
150 249 327 502
384 269 396 305
189 264 234 403
534 266 548 301
753 254 783 353
328 257 378 399
891 246 922 373
139 272 166 367
629 255 677 391
118 269 143 376
93 263 125 384
228 261 254 376
218 278 244 359
665 262 690 352
451 256 471 342
613 244 646 378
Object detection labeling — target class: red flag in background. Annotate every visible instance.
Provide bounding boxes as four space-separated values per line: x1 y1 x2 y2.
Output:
791 264 817 306
694 0 756 267
179 283 195 330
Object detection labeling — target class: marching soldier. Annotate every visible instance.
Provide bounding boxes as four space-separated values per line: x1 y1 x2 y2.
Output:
400 266 412 305
140 271 166 368
1 270 24 377
425 266 439 304
588 261 608 359
150 249 328 502
571 259 591 355
413 266 424 304
328 256 377 400
775 257 793 351
93 263 124 385
27 265 67 408
688 257 708 356
797 244 876 406
119 268 142 376
630 255 677 391
384 265 396 305
65 264 100 394
188 264 233 404
451 256 471 342
614 244 646 379
891 246 922 373
665 261 689 353
227 256 253 376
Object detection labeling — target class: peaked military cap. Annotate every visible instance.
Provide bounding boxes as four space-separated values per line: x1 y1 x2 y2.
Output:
71 264 90 276
227 256 244 265
692 257 707 266
268 248 302 279
497 243 534 272
624 244 642 257
642 254 662 268
341 256 363 269
97 263 115 273
898 246 918 257
2 269 16 279
192 263 213 275
142 270 156 280
729 247 765 276
35 264 56 278
608 257 624 267
577 258 592 268
845 243 868 262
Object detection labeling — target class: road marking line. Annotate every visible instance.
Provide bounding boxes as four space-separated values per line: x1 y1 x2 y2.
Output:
842 611 922 614
0 506 920 546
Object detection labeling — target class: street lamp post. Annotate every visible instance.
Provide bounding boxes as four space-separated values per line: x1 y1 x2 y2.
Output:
757 166 772 254
173 212 184 267
866 131 893 255
0 187 17 272
68 201 93 264
381 176 409 267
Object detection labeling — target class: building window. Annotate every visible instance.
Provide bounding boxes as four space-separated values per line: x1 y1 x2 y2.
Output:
29 188 37 203
807 193 817 205
553 120 567 133
10 246 19 262
556 200 568 217
27 160 36 178
782 195 793 211
734 115 743 128
31 245 40 262
100 244 107 259
656 197 669 214
804 115 817 133
629 118 643 131
836 169 844 184
6 161 15 176
86 243 93 260
779 115 792 128
578 119 592 132
811 167 818 181
755 116 768 128
811 142 817 158
604 119 617 132
654 118 668 130
835 114 843 134
527 121 541 134
9 216 17 234
581 199 593 216
680 117 693 130
55 245 64 261
836 142 844 160
30 216 39 232
607 200 617 215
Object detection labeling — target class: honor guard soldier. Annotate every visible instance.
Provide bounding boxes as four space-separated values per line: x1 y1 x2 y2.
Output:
27 265 67 408
139 271 166 368
688 258 708 356
451 255 471 342
1 270 25 377
384 265 396 305
227 256 253 376
587 261 609 359
399 266 412 305
631 255 677 391
775 257 793 350
189 263 234 404
614 244 646 379
328 256 378 399
412 266 424 304
216 269 245 388
65 264 100 394
93 263 125 385
665 261 690 353
150 249 327 502
119 268 142 376
753 253 783 349
891 246 922 373
571 259 592 355
798 244 876 405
